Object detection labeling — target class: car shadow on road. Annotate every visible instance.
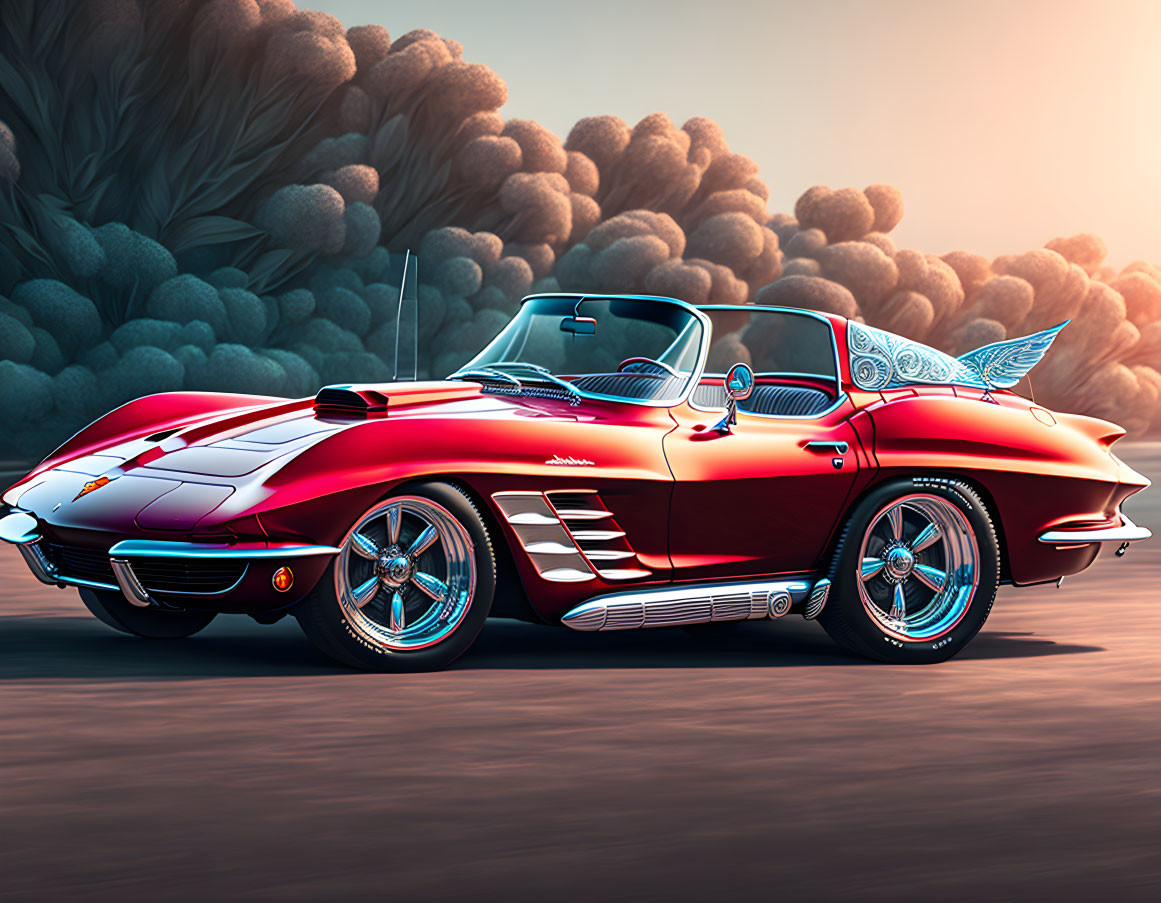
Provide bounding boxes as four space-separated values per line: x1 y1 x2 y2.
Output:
459 619 1105 670
0 613 1104 680
0 615 346 681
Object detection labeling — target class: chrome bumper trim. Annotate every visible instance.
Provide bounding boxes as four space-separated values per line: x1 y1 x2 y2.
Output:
561 577 819 632
16 540 120 592
1038 513 1152 545
107 540 341 558
0 510 39 544
4 511 292 600
110 558 153 608
18 541 57 585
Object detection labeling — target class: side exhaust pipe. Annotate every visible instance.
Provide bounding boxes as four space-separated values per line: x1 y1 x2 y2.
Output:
561 576 830 632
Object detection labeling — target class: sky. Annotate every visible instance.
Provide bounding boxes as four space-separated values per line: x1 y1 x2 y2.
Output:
314 0 1161 265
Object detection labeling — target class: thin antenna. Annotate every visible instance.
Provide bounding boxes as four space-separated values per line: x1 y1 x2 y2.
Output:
393 250 418 381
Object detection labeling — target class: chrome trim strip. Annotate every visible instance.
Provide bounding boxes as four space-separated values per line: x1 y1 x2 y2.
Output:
1038 513 1152 545
107 540 341 558
595 568 652 581
557 509 613 521
540 568 596 583
18 542 58 585
505 512 560 526
110 558 152 608
63 576 121 593
562 577 816 631
523 541 580 555
803 578 831 620
580 549 636 561
569 529 626 542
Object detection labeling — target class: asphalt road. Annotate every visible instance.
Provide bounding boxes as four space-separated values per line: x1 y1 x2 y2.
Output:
2 448 1160 901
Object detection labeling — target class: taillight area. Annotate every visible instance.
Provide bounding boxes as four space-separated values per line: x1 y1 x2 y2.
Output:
1057 412 1129 457
1098 427 1127 450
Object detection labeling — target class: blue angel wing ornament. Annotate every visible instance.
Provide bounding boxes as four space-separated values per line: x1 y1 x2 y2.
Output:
955 321 1069 390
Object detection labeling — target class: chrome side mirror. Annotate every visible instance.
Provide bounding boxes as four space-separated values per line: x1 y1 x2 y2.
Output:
713 362 754 434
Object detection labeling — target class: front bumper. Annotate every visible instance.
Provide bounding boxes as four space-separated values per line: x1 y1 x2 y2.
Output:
0 509 338 612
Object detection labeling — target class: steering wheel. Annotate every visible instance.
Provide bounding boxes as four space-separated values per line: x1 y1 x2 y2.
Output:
617 357 680 378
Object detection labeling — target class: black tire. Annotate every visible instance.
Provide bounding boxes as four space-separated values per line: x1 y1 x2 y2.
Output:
295 482 496 672
819 477 1000 664
78 587 217 639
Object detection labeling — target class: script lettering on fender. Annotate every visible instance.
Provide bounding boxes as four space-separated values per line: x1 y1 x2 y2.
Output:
545 455 595 466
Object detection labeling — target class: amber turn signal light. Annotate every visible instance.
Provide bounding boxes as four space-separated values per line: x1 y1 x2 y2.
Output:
272 566 294 592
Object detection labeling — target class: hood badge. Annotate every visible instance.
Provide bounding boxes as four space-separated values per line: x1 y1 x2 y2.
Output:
545 455 595 467
73 475 112 501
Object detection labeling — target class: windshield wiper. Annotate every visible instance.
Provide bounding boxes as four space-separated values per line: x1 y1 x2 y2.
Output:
447 367 522 390
487 362 583 405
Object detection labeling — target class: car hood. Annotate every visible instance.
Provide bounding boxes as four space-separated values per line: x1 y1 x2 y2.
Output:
6 381 619 537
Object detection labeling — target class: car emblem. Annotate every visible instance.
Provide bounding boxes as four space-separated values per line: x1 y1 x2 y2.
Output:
545 455 595 466
73 476 112 501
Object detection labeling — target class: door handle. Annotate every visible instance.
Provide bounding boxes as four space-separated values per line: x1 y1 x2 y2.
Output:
805 440 849 454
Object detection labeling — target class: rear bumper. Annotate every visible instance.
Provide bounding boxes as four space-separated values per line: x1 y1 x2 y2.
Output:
0 509 338 612
1037 512 1152 545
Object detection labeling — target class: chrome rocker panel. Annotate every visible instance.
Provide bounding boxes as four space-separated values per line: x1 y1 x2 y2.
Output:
1037 512 1151 545
561 577 831 632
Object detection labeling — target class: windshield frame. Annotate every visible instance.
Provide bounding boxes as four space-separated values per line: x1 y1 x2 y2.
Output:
455 293 714 409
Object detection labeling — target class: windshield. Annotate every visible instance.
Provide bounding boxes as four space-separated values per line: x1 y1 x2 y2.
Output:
452 296 706 404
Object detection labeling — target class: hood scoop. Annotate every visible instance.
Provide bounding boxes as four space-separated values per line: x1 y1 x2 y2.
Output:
312 381 483 418
314 385 390 416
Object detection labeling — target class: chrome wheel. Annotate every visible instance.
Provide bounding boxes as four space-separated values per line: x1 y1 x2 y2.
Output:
856 493 979 642
335 496 476 651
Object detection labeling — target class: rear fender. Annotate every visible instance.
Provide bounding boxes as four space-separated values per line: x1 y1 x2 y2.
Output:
866 393 1145 584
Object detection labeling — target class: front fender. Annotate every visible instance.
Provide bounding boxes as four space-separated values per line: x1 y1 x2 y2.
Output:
3 391 295 509
46 392 289 470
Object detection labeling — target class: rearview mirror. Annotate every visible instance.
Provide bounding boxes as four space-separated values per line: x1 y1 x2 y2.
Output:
560 316 597 335
714 362 754 435
725 362 754 400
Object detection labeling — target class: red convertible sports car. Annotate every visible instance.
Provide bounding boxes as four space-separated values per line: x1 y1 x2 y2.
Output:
0 293 1151 670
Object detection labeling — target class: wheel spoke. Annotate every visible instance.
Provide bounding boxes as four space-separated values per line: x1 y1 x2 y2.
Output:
861 557 886 580
350 532 381 560
351 575 382 609
407 524 439 559
913 564 947 593
890 582 906 622
909 522 941 553
389 590 405 632
385 504 401 545
412 571 447 603
886 504 904 541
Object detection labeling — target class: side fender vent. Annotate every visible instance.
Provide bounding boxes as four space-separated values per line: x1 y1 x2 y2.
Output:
314 386 389 416
546 490 651 582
